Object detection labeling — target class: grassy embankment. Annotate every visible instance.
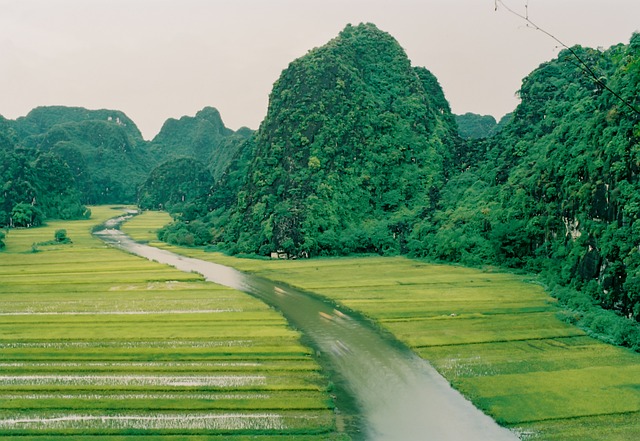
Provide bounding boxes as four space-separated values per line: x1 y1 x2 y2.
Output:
0 206 347 440
126 210 640 441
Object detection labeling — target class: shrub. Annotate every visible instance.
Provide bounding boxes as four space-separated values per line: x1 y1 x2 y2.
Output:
55 229 70 243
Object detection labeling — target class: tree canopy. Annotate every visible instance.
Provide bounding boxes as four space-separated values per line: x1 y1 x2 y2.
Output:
148 106 252 180
428 33 640 323
138 157 214 213
194 23 458 257
145 28 640 342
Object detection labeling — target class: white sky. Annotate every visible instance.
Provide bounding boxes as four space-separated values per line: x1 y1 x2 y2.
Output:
1 0 639 139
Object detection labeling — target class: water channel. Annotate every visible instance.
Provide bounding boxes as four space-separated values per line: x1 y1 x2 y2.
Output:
95 215 519 441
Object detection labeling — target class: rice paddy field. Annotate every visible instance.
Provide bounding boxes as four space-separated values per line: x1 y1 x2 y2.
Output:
127 211 640 440
0 207 346 440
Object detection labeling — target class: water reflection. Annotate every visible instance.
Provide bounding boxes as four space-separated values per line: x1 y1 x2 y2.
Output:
95 223 518 441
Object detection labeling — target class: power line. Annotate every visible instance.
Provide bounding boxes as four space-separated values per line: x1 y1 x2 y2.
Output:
495 0 640 117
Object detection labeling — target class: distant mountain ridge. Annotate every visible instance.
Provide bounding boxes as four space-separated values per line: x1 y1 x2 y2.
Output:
149 106 252 181
454 112 513 139
0 105 252 224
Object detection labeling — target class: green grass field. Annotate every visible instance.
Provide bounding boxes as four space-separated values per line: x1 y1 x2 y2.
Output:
126 211 640 440
0 207 346 440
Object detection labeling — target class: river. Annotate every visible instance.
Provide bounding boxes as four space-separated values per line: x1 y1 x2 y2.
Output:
94 216 519 441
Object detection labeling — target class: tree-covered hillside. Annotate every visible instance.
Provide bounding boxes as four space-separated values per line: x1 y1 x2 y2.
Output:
148 107 252 180
138 157 214 213
454 112 513 139
10 106 150 204
196 23 458 256
0 120 89 228
429 34 640 325
0 105 249 228
455 112 497 139
139 107 253 222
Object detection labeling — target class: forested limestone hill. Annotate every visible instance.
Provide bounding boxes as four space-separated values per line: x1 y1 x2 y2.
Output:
178 23 460 256
0 130 88 229
429 33 640 325
149 106 252 181
155 26 640 343
0 105 250 228
454 112 512 139
0 106 253 227
5 106 150 205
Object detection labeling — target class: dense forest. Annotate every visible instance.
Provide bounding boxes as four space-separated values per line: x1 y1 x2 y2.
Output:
0 113 89 229
154 24 640 347
437 36 640 295
157 23 459 255
148 106 252 181
426 33 640 344
1 23 639 347
0 105 248 230
211 23 458 257
454 112 512 139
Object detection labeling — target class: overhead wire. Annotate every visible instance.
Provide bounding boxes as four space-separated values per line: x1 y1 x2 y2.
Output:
495 0 640 117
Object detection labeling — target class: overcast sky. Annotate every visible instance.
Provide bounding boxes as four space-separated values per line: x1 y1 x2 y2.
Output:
1 0 639 139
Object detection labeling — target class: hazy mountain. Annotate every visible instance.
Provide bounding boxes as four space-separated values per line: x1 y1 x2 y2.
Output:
149 106 252 180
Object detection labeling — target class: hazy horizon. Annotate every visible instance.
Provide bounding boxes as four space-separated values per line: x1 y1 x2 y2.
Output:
2 0 639 139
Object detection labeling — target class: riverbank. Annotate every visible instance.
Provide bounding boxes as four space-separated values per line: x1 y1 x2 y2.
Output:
124 210 640 440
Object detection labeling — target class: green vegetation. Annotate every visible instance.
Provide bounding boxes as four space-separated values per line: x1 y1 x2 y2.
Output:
455 112 498 139
54 229 69 243
124 210 639 440
138 106 254 240
163 23 458 258
13 106 150 204
454 112 512 139
0 105 250 229
0 208 345 440
0 141 89 227
29 228 73 248
3 22 640 438
4 25 638 349
138 157 214 212
424 33 640 342
148 106 252 181
2 22 636 383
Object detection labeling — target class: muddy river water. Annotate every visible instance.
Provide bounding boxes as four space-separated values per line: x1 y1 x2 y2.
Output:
95 216 518 441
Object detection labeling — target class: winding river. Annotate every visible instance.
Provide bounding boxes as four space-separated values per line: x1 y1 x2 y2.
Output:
95 215 519 441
